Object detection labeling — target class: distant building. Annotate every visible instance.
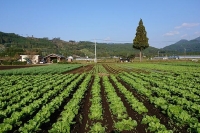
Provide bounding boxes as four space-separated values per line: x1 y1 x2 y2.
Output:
67 56 73 62
168 56 179 59
153 55 200 61
75 57 94 61
19 55 40 64
153 57 168 60
179 55 200 59
43 54 65 63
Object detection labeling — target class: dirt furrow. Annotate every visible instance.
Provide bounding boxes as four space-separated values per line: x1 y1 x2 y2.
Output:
117 77 187 133
109 76 147 133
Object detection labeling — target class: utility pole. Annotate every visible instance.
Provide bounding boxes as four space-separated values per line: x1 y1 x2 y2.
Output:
94 39 97 63
158 51 159 57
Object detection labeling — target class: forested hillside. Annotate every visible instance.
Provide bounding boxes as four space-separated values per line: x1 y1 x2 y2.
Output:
0 31 159 60
162 37 200 55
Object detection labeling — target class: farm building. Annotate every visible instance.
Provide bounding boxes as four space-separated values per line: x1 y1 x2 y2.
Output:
43 54 65 63
153 56 168 60
75 57 94 62
178 55 200 59
67 56 73 62
19 55 40 64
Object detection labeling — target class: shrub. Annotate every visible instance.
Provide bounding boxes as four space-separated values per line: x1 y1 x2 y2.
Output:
12 61 27 65
1 60 27 65
1 61 12 65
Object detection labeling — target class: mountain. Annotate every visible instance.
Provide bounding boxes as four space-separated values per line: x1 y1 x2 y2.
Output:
162 37 200 55
0 31 158 59
194 36 200 41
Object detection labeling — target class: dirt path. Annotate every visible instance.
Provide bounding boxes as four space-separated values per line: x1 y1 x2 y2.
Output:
109 76 146 133
102 64 122 74
71 76 115 133
100 77 115 133
66 64 94 74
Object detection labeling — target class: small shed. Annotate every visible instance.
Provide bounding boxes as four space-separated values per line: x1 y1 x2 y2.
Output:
67 56 73 62
43 54 65 63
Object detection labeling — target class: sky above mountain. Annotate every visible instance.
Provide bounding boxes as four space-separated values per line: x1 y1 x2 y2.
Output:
1 0 200 48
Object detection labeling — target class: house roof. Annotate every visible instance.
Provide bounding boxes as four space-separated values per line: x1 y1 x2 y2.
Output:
67 56 73 59
44 54 65 58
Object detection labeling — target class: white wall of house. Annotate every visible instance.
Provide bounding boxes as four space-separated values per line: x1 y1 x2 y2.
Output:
67 56 73 62
19 55 40 64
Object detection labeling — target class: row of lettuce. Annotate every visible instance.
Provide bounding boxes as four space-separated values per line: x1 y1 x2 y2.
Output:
1 63 200 132
0 73 84 132
119 71 200 132
89 64 108 74
117 62 200 74
0 73 180 133
0 64 82 75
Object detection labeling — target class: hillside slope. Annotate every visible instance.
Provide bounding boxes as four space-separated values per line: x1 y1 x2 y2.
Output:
162 37 200 54
0 31 158 58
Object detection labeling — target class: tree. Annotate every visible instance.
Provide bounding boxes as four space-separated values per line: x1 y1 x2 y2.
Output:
133 19 149 62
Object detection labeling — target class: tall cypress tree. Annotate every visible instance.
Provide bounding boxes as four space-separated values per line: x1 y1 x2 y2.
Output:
133 19 149 62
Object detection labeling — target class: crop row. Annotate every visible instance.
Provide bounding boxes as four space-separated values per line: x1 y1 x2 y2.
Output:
0 74 78 120
0 64 82 75
0 73 85 132
88 75 105 132
130 72 200 115
0 74 68 102
49 74 91 133
110 75 172 132
118 62 200 74
89 64 108 74
102 76 137 132
119 72 200 132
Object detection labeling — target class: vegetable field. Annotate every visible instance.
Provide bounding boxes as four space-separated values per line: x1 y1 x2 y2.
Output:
0 62 200 133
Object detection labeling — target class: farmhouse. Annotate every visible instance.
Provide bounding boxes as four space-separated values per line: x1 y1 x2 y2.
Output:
43 54 65 63
19 55 40 64
67 56 73 62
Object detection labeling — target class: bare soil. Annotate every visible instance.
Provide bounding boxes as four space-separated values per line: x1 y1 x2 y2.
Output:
1 63 190 132
117 77 188 133
70 75 187 133
66 64 94 74
71 76 115 133
109 77 147 133
103 64 122 74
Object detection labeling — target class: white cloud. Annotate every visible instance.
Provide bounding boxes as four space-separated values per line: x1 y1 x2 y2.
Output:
175 23 200 29
163 31 179 36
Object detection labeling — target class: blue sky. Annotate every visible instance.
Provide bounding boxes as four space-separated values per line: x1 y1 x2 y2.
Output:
1 0 200 48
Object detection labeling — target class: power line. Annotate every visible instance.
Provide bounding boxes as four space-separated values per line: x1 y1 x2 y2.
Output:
86 39 178 44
